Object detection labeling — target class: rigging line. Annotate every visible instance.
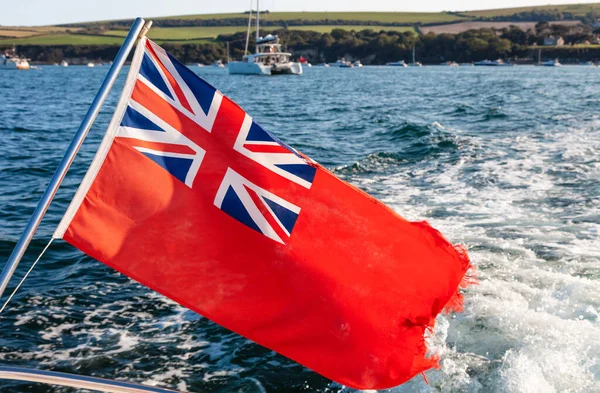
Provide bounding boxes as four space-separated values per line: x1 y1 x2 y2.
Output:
0 238 54 315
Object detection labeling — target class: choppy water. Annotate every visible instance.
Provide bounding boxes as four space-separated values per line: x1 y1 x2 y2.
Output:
1 65 599 393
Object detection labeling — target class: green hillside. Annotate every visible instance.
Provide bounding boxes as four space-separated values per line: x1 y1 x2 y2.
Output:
0 33 125 45
0 3 598 46
0 25 415 46
108 25 412 39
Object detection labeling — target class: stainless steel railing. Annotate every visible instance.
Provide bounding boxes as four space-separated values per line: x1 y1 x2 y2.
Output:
0 367 185 393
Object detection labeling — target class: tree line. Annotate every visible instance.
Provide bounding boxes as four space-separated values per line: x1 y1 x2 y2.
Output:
16 22 600 65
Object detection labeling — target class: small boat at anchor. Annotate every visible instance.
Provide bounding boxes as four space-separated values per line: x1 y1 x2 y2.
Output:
1 46 30 70
387 60 407 67
228 34 302 75
408 46 422 67
541 58 562 67
474 59 514 66
299 55 312 67
330 58 348 67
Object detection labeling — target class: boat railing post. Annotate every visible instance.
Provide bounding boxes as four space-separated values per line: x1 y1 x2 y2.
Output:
0 17 147 301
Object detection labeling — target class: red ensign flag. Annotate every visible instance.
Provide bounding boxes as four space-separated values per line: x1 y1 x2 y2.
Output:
55 39 471 389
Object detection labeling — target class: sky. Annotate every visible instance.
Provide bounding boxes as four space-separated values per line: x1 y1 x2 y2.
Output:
1 0 598 26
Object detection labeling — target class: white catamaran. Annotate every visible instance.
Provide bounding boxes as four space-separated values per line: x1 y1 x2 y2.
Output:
228 1 302 75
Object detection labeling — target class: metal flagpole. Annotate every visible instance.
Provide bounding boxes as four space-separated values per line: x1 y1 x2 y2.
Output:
0 17 148 301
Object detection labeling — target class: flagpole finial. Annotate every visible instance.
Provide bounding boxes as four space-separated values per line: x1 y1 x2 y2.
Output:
140 20 153 39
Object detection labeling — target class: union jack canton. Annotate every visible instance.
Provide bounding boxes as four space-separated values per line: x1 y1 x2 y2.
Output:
115 40 316 244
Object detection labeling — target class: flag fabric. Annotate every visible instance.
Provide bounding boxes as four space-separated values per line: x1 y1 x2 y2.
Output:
54 38 471 390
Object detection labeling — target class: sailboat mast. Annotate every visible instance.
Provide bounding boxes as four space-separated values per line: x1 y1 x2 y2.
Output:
256 0 260 54
244 1 252 55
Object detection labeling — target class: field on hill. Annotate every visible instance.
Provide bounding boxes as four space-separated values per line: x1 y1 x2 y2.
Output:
0 34 127 46
421 20 582 35
0 29 42 38
0 25 415 46
463 2 600 17
0 26 83 39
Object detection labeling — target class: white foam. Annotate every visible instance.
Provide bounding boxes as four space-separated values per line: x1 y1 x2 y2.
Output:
333 116 600 392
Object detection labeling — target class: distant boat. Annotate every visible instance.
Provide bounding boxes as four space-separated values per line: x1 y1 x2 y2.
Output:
299 56 312 67
440 61 459 66
229 34 302 75
339 60 353 68
212 59 224 68
315 63 329 67
228 2 301 76
1 46 30 70
330 58 350 67
353 60 363 68
197 63 204 67
541 58 562 67
60 60 69 67
474 59 513 66
408 46 422 67
15 60 30 70
87 62 95 67
387 60 407 67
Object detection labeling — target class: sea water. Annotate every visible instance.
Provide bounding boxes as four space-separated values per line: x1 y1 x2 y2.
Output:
0 65 598 392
